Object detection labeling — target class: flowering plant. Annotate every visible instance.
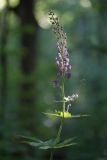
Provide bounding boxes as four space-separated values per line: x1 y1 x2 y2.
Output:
20 11 88 160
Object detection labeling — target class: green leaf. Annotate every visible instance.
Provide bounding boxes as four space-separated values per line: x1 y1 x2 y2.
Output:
23 138 55 150
53 142 77 149
39 145 51 150
25 141 42 147
43 139 54 145
52 137 77 149
20 136 77 150
56 137 76 146
19 135 43 143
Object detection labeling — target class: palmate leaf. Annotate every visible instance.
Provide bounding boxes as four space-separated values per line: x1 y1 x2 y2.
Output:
21 136 77 150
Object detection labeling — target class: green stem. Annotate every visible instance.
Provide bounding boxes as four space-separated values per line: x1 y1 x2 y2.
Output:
49 150 54 160
55 118 63 143
62 76 65 113
49 74 65 160
50 150 54 160
55 74 65 143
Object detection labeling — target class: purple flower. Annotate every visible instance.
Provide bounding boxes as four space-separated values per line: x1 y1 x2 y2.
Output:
56 42 71 79
52 79 60 87
49 11 71 86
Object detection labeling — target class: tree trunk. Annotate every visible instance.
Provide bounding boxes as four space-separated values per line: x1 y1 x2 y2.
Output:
17 0 38 132
12 0 39 158
0 0 9 142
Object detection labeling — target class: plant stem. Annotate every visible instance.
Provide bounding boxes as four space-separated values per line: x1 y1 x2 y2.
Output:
55 118 63 143
62 75 65 112
55 74 65 143
50 150 54 160
49 75 65 160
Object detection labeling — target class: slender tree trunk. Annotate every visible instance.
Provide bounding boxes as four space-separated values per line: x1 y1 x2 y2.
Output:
12 0 38 158
0 0 9 139
15 0 38 131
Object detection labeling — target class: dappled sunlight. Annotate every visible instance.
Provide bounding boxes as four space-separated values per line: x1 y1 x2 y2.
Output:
35 12 50 29
9 0 20 7
0 0 19 10
0 0 6 10
80 0 92 8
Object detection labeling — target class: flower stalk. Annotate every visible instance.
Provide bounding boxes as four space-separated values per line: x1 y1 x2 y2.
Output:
49 10 72 160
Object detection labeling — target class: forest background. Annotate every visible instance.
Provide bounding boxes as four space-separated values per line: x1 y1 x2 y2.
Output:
0 0 107 160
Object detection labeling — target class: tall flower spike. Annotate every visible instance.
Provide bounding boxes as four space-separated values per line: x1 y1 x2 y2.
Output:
49 11 71 85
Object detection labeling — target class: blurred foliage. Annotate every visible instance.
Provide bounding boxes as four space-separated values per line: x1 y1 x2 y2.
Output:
0 0 107 160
